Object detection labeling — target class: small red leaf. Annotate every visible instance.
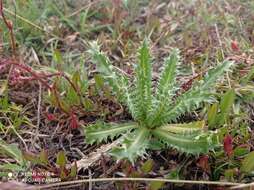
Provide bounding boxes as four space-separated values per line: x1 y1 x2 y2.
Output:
70 113 79 129
231 40 239 51
197 155 210 173
224 134 233 157
45 113 57 121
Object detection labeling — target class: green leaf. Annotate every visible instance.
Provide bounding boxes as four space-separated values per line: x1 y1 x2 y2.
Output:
159 121 205 136
151 49 180 126
161 61 233 124
110 128 150 163
39 149 49 165
141 159 153 173
94 74 104 90
220 89 235 116
0 95 10 110
88 41 121 94
89 42 136 115
224 169 235 181
134 40 152 123
241 65 254 84
48 90 58 107
166 169 180 179
149 181 165 190
82 98 93 110
147 139 166 150
152 128 217 154
53 49 63 65
0 140 24 165
69 162 77 178
66 87 80 105
207 103 218 127
23 151 40 164
56 151 67 168
0 163 25 172
72 71 81 89
162 91 215 124
85 122 137 144
234 146 249 157
241 151 254 173
200 61 233 91
0 80 8 96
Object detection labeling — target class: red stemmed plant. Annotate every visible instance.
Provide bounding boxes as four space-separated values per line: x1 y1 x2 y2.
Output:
0 1 80 129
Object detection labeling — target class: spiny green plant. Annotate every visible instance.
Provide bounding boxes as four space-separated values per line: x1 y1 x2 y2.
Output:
84 40 233 162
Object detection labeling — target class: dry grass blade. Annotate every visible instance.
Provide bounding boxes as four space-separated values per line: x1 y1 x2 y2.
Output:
37 178 243 189
229 182 254 189
0 181 36 190
76 140 119 171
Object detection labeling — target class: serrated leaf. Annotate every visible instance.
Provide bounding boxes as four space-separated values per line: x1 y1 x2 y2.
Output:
162 91 215 124
56 151 67 168
151 48 180 126
152 129 217 154
159 121 205 135
89 41 137 118
134 40 152 123
85 122 137 144
241 151 254 173
200 61 233 90
162 61 233 124
110 128 150 163
88 41 121 94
